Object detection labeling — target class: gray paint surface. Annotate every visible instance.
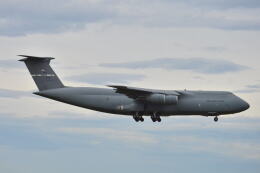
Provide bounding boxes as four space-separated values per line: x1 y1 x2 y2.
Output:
19 55 250 122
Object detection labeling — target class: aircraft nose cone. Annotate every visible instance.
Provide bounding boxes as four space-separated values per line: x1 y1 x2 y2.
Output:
232 95 250 113
243 101 250 110
240 99 250 111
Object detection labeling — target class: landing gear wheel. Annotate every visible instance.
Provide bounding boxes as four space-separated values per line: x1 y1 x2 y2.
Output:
214 116 218 122
133 112 144 122
151 112 161 122
134 117 139 122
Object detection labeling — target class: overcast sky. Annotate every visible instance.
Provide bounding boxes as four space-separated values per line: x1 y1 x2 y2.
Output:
0 0 260 173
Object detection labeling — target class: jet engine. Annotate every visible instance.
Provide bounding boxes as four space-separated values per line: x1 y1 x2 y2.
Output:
146 94 178 105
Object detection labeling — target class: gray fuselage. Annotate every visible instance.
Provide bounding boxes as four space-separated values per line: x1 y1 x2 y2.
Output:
18 55 250 121
35 87 249 117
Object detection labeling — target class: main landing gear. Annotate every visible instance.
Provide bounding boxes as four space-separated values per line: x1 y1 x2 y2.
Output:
151 112 161 122
133 113 144 122
133 112 162 122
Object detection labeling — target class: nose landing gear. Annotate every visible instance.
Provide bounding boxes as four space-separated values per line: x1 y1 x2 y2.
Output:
214 116 218 122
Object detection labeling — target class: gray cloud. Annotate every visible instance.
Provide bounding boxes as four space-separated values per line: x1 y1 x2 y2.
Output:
203 46 227 52
58 127 157 145
0 88 31 98
0 59 23 69
246 84 260 89
0 0 115 36
163 0 260 9
66 73 145 85
234 89 259 94
193 76 205 80
101 58 248 74
1 0 260 36
235 84 260 94
133 5 260 31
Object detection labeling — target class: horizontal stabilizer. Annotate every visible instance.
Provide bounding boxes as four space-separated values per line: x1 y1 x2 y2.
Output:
18 55 54 62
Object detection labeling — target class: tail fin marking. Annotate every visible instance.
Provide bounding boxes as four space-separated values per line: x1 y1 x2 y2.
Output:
19 55 64 91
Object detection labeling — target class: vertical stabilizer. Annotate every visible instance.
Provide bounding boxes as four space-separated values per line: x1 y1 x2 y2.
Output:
19 55 64 91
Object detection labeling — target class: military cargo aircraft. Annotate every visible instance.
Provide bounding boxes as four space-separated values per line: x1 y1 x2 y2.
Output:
19 55 250 122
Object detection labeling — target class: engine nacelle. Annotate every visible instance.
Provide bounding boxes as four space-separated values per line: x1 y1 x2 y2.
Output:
146 94 178 105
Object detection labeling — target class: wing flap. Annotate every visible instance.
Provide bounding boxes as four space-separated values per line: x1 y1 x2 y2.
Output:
107 85 180 99
108 85 151 99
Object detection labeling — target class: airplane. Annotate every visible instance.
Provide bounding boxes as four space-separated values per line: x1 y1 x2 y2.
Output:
19 55 250 122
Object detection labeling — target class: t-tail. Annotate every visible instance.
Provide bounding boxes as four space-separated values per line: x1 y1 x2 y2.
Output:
18 55 64 91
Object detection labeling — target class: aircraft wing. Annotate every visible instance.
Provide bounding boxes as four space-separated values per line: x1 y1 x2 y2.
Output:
107 85 181 99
